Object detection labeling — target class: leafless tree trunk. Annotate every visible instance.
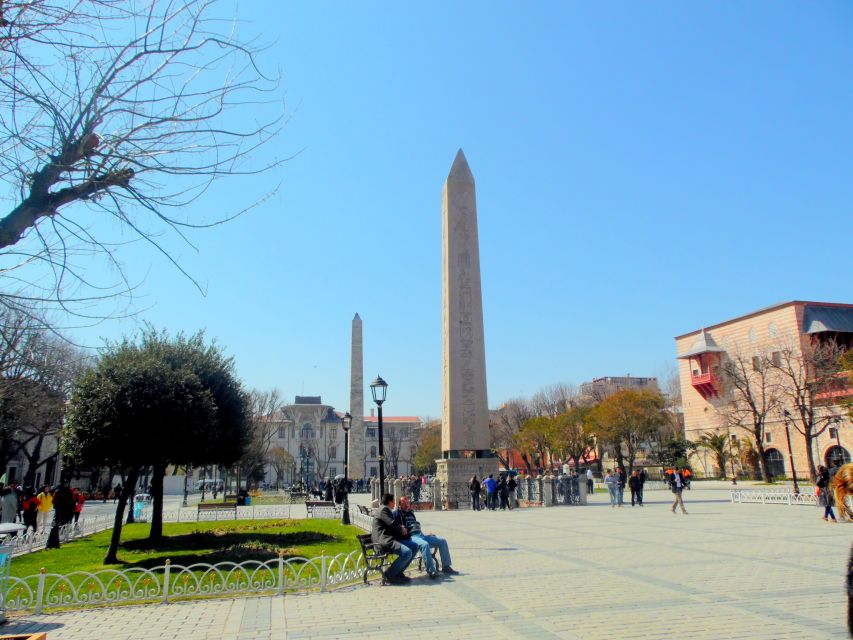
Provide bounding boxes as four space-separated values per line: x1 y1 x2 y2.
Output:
719 351 781 482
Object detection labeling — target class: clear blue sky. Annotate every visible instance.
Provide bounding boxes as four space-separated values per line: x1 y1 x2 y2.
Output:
71 2 853 418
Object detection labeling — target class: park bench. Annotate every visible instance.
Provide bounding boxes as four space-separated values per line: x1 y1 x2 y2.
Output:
356 533 388 585
355 511 439 575
305 500 338 518
197 502 238 518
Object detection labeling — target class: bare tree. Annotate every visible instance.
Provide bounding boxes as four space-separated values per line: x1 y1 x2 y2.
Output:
769 337 844 482
0 0 283 317
489 398 532 469
530 383 578 418
718 351 781 482
384 428 403 478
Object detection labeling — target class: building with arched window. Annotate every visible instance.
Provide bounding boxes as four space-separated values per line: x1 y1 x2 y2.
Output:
675 301 853 479
259 396 423 488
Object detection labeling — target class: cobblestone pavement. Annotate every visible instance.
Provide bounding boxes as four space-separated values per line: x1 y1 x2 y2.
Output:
5 483 851 639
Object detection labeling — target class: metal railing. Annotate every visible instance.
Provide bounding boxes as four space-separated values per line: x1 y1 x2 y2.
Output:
4 550 366 615
4 514 117 557
730 490 818 506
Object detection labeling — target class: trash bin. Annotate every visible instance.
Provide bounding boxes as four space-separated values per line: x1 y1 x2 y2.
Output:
244 496 251 506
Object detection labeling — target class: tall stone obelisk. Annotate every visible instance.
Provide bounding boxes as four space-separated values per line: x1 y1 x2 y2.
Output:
436 150 495 507
348 313 365 480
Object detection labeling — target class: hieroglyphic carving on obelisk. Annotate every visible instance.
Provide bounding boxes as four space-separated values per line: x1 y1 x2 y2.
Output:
348 313 365 479
441 149 490 456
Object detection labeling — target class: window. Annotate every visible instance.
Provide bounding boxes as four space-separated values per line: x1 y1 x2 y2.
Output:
291 426 295 438
752 356 761 372
771 351 782 367
369 467 378 478
768 322 777 337
301 424 314 439
370 446 377 458
830 427 838 440
731 434 737 443
278 426 287 439
329 428 337 440
748 328 757 344
765 433 772 443
329 446 337 459
329 467 337 478
367 428 377 438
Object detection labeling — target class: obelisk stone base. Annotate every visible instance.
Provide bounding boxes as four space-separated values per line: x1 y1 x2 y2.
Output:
436 458 498 510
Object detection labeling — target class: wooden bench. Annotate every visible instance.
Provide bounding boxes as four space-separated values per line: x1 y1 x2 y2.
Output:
356 533 389 585
197 502 238 518
355 513 440 576
305 500 338 518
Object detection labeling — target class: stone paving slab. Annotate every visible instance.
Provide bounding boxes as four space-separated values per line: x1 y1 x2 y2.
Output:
3 484 851 639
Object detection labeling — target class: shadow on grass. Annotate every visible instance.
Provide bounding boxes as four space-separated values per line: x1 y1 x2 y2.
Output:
118 530 338 569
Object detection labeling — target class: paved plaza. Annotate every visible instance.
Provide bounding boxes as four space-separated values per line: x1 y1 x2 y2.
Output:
5 483 851 639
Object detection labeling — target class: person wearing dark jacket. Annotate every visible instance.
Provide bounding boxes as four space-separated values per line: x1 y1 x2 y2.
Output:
628 470 643 506
469 476 481 511
370 493 413 583
617 467 627 506
498 476 509 510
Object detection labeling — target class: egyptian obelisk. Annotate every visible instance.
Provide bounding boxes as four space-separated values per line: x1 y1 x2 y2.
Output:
348 313 365 480
436 150 495 507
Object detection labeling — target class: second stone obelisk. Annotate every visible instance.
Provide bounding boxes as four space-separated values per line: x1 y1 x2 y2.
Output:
436 150 495 507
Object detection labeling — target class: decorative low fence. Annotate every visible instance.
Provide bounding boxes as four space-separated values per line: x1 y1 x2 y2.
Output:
730 490 818 506
143 504 294 523
593 479 669 492
4 550 366 615
5 514 117 557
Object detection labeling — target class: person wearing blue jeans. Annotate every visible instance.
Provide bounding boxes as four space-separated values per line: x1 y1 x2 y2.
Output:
370 493 413 584
604 470 619 508
394 496 459 579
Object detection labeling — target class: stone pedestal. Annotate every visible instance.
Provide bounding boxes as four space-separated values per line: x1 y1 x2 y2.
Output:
436 458 498 509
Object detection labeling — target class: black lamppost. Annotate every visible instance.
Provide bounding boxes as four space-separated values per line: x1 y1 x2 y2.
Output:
370 375 388 494
341 412 352 525
782 410 800 495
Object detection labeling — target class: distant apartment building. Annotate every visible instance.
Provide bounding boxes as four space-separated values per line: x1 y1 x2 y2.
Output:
262 396 423 487
579 375 659 402
675 301 853 478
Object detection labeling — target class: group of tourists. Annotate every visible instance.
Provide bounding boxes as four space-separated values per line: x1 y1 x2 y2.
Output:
603 466 690 514
0 479 84 534
370 492 458 584
468 474 518 510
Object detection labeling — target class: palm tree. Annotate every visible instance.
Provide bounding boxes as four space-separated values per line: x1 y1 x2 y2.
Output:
693 431 729 479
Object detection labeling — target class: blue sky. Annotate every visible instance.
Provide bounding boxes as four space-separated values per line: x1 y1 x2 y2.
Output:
70 2 853 418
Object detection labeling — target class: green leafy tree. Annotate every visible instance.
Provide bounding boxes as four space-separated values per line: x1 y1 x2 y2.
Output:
551 406 594 469
412 421 441 475
693 431 729 479
590 390 669 475
64 329 248 561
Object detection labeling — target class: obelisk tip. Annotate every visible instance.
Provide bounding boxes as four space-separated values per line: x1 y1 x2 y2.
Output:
448 148 473 183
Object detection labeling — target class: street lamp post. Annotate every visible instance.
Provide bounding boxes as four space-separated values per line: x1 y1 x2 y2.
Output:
182 465 190 507
782 410 800 495
341 412 352 525
370 375 388 495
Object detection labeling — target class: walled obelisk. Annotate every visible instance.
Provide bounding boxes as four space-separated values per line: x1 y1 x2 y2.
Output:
348 313 365 480
436 150 495 507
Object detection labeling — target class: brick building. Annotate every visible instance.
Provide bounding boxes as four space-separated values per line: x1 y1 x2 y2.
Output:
675 301 853 479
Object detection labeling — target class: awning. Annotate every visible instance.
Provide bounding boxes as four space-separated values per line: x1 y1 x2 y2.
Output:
804 305 853 334
677 329 725 359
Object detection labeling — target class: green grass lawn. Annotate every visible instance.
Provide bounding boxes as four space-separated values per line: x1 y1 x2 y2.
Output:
11 518 360 578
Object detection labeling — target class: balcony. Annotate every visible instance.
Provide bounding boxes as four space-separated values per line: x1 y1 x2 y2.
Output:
690 370 719 399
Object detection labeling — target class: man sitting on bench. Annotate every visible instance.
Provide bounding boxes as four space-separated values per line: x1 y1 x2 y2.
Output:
370 493 413 584
394 496 459 579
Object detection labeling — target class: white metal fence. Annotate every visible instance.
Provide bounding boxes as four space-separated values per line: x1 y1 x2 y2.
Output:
4 514 117 557
4 550 366 614
730 490 818 506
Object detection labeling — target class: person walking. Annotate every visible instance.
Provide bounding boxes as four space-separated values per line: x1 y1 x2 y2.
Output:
617 467 627 507
604 470 619 508
670 466 688 515
22 487 39 532
638 468 647 505
629 470 643 507
586 468 594 495
36 485 53 531
469 475 481 511
507 474 517 509
817 465 837 522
